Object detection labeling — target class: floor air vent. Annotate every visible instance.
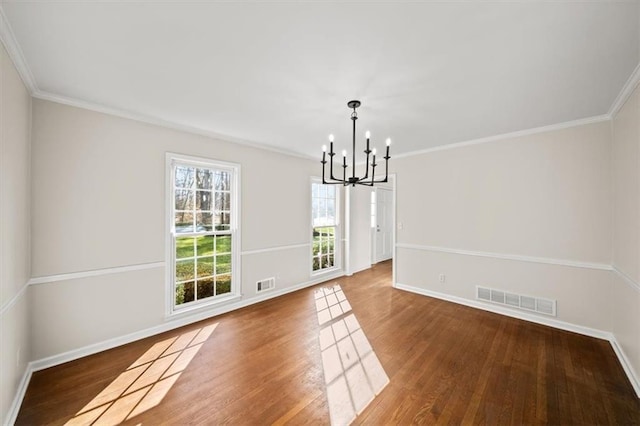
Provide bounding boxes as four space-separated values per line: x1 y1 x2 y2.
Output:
257 277 275 293
476 286 556 316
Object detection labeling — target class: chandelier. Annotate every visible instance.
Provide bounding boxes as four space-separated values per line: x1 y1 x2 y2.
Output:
321 100 391 186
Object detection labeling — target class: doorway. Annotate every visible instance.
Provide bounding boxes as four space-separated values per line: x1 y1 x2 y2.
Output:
371 186 394 264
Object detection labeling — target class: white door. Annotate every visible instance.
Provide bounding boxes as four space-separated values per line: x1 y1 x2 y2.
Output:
375 188 393 263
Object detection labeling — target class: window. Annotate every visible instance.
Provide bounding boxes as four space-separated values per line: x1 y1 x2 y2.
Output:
312 181 338 273
167 154 239 312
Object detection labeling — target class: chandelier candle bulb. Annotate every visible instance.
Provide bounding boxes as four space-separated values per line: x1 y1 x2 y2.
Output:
365 131 370 153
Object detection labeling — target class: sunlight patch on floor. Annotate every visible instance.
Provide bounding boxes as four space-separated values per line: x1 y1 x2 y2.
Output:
64 323 218 426
315 284 352 325
315 285 389 425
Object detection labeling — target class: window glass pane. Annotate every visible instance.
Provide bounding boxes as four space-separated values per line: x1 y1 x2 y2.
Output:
196 190 212 211
184 282 195 303
216 235 231 253
312 256 320 271
176 237 195 259
175 281 195 305
216 275 231 295
197 278 214 299
312 231 320 256
213 212 230 231
319 198 327 225
176 259 195 282
328 254 334 268
175 166 194 189
321 238 329 254
175 212 194 233
326 186 335 198
223 193 231 211
215 192 230 211
327 199 335 224
197 257 213 278
216 254 231 275
214 171 230 191
175 190 193 211
196 235 214 257
196 168 213 189
196 212 213 232
312 200 319 224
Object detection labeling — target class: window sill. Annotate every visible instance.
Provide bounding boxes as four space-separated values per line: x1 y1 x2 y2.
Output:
311 266 342 277
166 292 242 320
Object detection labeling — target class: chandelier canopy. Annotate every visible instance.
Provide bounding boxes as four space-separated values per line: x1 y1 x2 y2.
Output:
321 100 391 186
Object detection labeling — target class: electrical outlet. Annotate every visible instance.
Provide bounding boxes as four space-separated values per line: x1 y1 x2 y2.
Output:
439 274 446 283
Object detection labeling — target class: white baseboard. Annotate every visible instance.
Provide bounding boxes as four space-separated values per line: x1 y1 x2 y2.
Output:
5 364 33 426
6 271 345 424
394 282 640 398
347 264 372 276
610 336 640 397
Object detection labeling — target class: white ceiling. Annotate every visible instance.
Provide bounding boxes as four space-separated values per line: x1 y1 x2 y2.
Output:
2 1 639 159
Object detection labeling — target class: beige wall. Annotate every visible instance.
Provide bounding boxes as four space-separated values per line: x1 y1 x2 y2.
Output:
395 122 612 263
612 83 640 386
392 121 614 331
0 43 32 424
29 99 332 360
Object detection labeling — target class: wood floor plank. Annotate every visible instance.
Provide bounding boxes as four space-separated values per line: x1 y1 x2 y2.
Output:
15 261 640 425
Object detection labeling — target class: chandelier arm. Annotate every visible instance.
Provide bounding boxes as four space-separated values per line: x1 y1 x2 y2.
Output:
355 175 375 186
329 152 338 181
362 151 370 180
323 157 347 185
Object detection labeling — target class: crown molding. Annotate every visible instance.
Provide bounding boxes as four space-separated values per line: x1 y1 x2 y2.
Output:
608 62 640 119
393 114 611 160
0 5 37 94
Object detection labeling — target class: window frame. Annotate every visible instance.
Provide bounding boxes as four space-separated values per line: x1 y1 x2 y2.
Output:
310 177 341 276
165 153 241 317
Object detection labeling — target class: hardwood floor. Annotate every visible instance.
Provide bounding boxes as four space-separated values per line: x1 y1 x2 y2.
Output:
16 261 640 425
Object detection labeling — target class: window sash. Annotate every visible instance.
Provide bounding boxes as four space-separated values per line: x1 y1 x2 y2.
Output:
168 155 240 313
